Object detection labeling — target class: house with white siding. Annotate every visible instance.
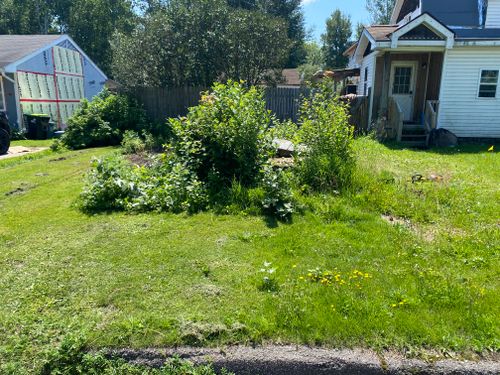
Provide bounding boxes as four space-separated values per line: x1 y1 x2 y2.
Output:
348 0 500 145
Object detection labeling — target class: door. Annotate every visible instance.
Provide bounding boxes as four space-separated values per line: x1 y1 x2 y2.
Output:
390 62 417 122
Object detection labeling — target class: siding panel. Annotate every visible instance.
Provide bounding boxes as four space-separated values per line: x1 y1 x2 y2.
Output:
438 47 500 138
486 0 500 28
358 52 376 96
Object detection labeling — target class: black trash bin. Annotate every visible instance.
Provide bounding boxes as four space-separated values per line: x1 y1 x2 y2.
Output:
25 114 53 140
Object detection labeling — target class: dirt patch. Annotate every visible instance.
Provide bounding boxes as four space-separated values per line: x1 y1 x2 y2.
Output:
0 146 48 160
5 183 36 197
381 214 412 228
49 156 67 162
107 346 500 375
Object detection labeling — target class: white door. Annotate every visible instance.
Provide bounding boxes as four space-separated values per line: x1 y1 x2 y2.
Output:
390 62 417 122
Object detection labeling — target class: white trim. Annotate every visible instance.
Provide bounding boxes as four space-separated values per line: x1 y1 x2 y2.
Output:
14 73 23 130
4 35 107 80
477 68 500 99
368 52 380 127
454 40 500 47
353 30 377 65
391 0 405 24
391 13 455 49
0 77 5 111
436 49 449 128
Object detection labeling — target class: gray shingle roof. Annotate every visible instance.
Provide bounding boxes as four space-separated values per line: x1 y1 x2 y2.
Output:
0 35 63 69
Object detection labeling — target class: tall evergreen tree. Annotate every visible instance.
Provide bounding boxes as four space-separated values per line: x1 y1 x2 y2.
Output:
321 10 352 69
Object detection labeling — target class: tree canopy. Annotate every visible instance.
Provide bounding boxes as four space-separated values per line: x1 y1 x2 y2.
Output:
112 0 291 87
321 10 352 70
366 0 396 25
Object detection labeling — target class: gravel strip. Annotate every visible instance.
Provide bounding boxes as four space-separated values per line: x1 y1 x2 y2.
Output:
109 346 500 375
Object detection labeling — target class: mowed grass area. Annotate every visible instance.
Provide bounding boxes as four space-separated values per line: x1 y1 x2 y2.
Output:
0 139 498 373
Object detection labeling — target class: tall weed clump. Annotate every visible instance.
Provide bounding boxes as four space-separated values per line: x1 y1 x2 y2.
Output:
296 81 355 191
81 81 294 218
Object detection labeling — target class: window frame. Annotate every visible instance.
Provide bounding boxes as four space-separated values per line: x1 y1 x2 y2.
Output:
477 68 499 99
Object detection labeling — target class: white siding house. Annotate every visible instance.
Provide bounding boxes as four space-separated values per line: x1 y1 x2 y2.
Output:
486 0 500 28
439 47 500 138
349 0 500 143
357 52 376 96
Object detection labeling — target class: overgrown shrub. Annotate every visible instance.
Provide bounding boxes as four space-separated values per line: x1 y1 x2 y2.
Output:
169 81 272 189
296 80 355 191
61 89 148 149
81 154 208 214
81 81 295 218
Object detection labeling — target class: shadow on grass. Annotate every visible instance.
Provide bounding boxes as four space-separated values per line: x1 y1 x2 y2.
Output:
382 141 497 155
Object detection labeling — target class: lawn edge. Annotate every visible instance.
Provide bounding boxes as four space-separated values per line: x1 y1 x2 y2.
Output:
107 346 500 375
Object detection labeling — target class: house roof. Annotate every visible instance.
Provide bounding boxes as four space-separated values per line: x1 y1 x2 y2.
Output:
343 43 358 57
365 25 399 41
0 35 63 69
454 28 500 40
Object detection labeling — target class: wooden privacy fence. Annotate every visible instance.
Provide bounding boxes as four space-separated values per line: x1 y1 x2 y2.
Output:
128 86 369 133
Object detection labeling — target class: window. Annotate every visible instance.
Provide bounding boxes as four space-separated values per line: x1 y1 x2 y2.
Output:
478 70 499 98
392 67 413 95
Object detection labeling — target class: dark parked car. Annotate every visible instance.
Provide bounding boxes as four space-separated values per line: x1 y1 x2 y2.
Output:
0 111 10 155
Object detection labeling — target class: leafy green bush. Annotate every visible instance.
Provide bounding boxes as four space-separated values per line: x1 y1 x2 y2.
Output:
169 81 272 189
121 130 146 154
296 81 355 191
61 89 148 149
81 154 208 214
81 81 295 218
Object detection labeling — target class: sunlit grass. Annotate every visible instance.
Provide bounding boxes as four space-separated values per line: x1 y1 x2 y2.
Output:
0 138 498 373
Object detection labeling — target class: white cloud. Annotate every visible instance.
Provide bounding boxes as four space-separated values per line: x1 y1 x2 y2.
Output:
301 0 318 5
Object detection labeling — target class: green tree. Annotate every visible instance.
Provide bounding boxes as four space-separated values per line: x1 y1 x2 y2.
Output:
321 10 352 69
67 0 136 75
298 41 324 82
112 0 290 87
366 0 396 24
225 9 290 85
228 0 306 68
355 22 365 40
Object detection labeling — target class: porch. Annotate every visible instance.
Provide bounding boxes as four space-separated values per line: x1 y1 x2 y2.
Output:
372 51 443 147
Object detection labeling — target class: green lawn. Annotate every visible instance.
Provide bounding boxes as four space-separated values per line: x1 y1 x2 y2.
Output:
0 139 498 373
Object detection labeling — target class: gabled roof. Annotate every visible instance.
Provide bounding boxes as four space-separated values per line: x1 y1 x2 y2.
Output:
0 35 64 69
365 25 399 41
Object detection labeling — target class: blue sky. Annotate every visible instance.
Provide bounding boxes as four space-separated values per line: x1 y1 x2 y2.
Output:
302 0 370 42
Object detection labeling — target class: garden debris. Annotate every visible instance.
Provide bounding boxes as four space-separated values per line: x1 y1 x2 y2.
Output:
270 157 295 169
412 173 444 183
382 214 411 228
273 138 295 158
